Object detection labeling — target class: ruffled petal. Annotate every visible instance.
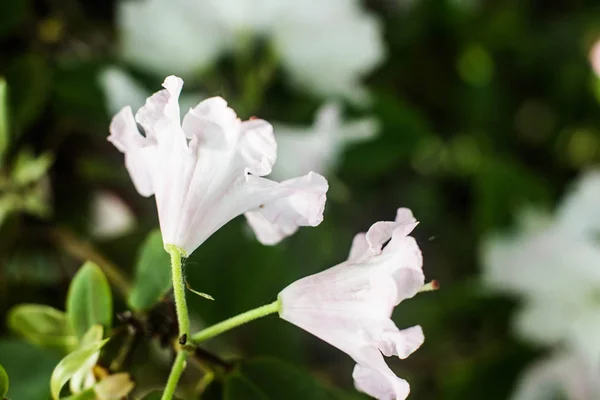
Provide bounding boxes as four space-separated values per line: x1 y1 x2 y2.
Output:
348 233 369 261
244 172 327 245
182 96 240 143
239 119 277 176
135 75 184 142
108 106 146 153
365 208 418 255
353 361 410 400
373 325 424 359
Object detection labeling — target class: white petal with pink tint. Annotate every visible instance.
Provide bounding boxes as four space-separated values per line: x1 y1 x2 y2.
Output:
279 209 427 399
108 76 328 255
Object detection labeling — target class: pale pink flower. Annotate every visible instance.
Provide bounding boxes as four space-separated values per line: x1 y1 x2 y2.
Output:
108 75 328 254
279 208 426 400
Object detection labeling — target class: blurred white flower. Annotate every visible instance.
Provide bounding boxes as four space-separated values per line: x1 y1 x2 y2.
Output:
108 76 328 255
482 170 600 394
90 191 136 240
117 0 385 101
271 0 385 102
270 103 379 181
510 352 600 400
99 67 201 117
589 39 600 78
279 208 426 400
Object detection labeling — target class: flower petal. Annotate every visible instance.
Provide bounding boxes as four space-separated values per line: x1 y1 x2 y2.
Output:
239 119 277 176
365 208 418 255
353 360 410 400
135 75 184 142
244 172 328 245
108 106 146 153
374 325 424 359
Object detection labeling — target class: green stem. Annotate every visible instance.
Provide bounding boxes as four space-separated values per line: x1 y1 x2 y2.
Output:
161 351 188 400
166 245 190 338
191 300 280 344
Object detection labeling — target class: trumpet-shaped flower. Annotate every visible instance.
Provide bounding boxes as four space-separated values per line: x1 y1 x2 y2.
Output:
270 103 379 181
482 170 600 397
482 171 600 362
117 0 384 102
108 75 327 254
279 208 426 399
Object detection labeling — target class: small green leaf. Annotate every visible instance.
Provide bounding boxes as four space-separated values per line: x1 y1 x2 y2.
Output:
127 229 172 311
50 339 108 400
0 78 9 165
67 262 113 338
12 149 54 186
0 364 8 398
7 304 78 352
223 358 332 400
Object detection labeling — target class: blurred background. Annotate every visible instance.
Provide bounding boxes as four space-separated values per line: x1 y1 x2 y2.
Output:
1 0 600 399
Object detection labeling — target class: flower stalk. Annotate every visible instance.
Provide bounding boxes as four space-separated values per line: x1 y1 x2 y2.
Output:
161 351 188 400
167 245 190 339
191 300 281 344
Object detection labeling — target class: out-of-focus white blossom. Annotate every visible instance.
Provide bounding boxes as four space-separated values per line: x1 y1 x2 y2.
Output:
510 352 600 400
270 103 379 181
279 208 426 399
90 191 136 240
482 170 600 398
589 39 600 78
117 0 385 102
108 76 328 255
99 67 201 117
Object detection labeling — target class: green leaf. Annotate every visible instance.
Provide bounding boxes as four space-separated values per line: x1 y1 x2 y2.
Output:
66 262 113 338
223 358 332 400
50 338 108 400
0 340 61 400
12 150 54 186
127 229 172 311
7 304 78 352
0 364 8 398
0 78 9 165
0 0 30 38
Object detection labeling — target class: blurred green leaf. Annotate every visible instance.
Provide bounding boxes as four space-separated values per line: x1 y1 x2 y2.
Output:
0 78 9 166
128 229 172 311
12 150 54 186
0 340 61 400
7 304 78 352
5 54 51 129
222 358 331 400
0 364 8 398
66 262 113 338
50 337 108 400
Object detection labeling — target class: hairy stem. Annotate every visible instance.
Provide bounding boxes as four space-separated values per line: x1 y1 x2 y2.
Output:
161 351 188 400
191 300 280 344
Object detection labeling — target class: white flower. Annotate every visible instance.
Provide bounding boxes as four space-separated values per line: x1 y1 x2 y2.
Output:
482 170 600 365
117 0 385 101
270 103 379 181
90 191 136 240
108 75 328 255
510 352 600 400
589 39 600 78
279 208 426 400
